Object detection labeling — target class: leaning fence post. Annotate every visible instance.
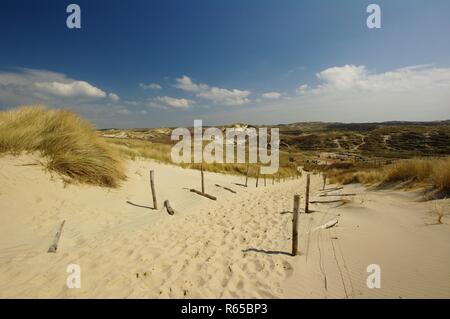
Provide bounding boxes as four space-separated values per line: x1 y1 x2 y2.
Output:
150 170 158 210
256 168 259 188
305 174 310 214
201 163 205 193
292 195 300 256
245 163 249 187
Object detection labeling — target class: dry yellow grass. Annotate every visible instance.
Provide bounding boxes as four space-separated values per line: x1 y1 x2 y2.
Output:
328 158 450 195
0 106 125 187
104 137 298 178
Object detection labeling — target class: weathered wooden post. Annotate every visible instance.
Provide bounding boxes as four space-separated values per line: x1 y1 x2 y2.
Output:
201 163 205 193
322 174 327 190
150 170 158 209
292 195 300 256
245 163 249 187
48 220 66 253
272 175 275 185
305 174 310 214
264 175 266 187
256 168 259 188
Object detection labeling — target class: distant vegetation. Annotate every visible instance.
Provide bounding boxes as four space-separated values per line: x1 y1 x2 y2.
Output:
318 158 450 198
0 106 125 187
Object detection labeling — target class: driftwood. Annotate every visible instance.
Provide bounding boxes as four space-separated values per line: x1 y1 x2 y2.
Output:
164 200 175 215
321 187 344 193
310 199 345 204
215 184 237 194
48 220 66 253
190 189 217 200
320 193 356 197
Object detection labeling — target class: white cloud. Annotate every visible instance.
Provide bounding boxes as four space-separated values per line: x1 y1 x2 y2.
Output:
139 83 162 90
108 93 120 102
262 91 281 99
296 84 309 94
175 75 251 106
34 81 106 98
301 64 450 96
208 64 450 123
0 68 112 107
150 96 193 109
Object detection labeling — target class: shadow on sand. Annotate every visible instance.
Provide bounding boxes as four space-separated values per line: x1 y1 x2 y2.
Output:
126 201 155 210
242 248 292 256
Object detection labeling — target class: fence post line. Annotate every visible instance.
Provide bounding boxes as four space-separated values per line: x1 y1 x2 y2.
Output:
305 174 310 214
292 195 300 256
150 170 158 210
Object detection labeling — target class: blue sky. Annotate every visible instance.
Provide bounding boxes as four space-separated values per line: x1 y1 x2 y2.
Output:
0 0 449 128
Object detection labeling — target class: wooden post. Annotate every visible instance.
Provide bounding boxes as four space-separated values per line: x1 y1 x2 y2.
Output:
292 195 300 256
245 163 249 187
322 174 326 190
256 169 259 188
150 170 158 209
48 220 66 253
201 163 205 193
305 174 310 214
264 175 266 187
272 175 275 185
164 200 175 215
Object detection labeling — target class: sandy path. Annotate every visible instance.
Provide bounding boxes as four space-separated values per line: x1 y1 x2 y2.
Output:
1 155 449 298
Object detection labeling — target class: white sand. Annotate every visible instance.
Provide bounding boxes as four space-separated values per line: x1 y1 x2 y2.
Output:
0 154 449 298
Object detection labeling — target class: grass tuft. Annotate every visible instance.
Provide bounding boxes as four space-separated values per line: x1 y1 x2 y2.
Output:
0 106 125 187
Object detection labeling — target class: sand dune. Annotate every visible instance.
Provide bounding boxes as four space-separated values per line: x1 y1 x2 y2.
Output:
0 154 449 298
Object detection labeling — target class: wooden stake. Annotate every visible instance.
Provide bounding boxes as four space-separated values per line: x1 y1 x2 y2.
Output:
150 170 158 209
292 195 300 256
48 220 66 253
164 200 175 215
201 163 205 193
256 169 259 188
322 174 327 190
264 175 266 187
245 163 249 187
272 175 275 185
305 174 310 214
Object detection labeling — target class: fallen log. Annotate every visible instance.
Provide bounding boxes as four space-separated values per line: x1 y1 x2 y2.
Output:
215 184 237 194
48 220 66 253
164 200 175 215
190 189 217 200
